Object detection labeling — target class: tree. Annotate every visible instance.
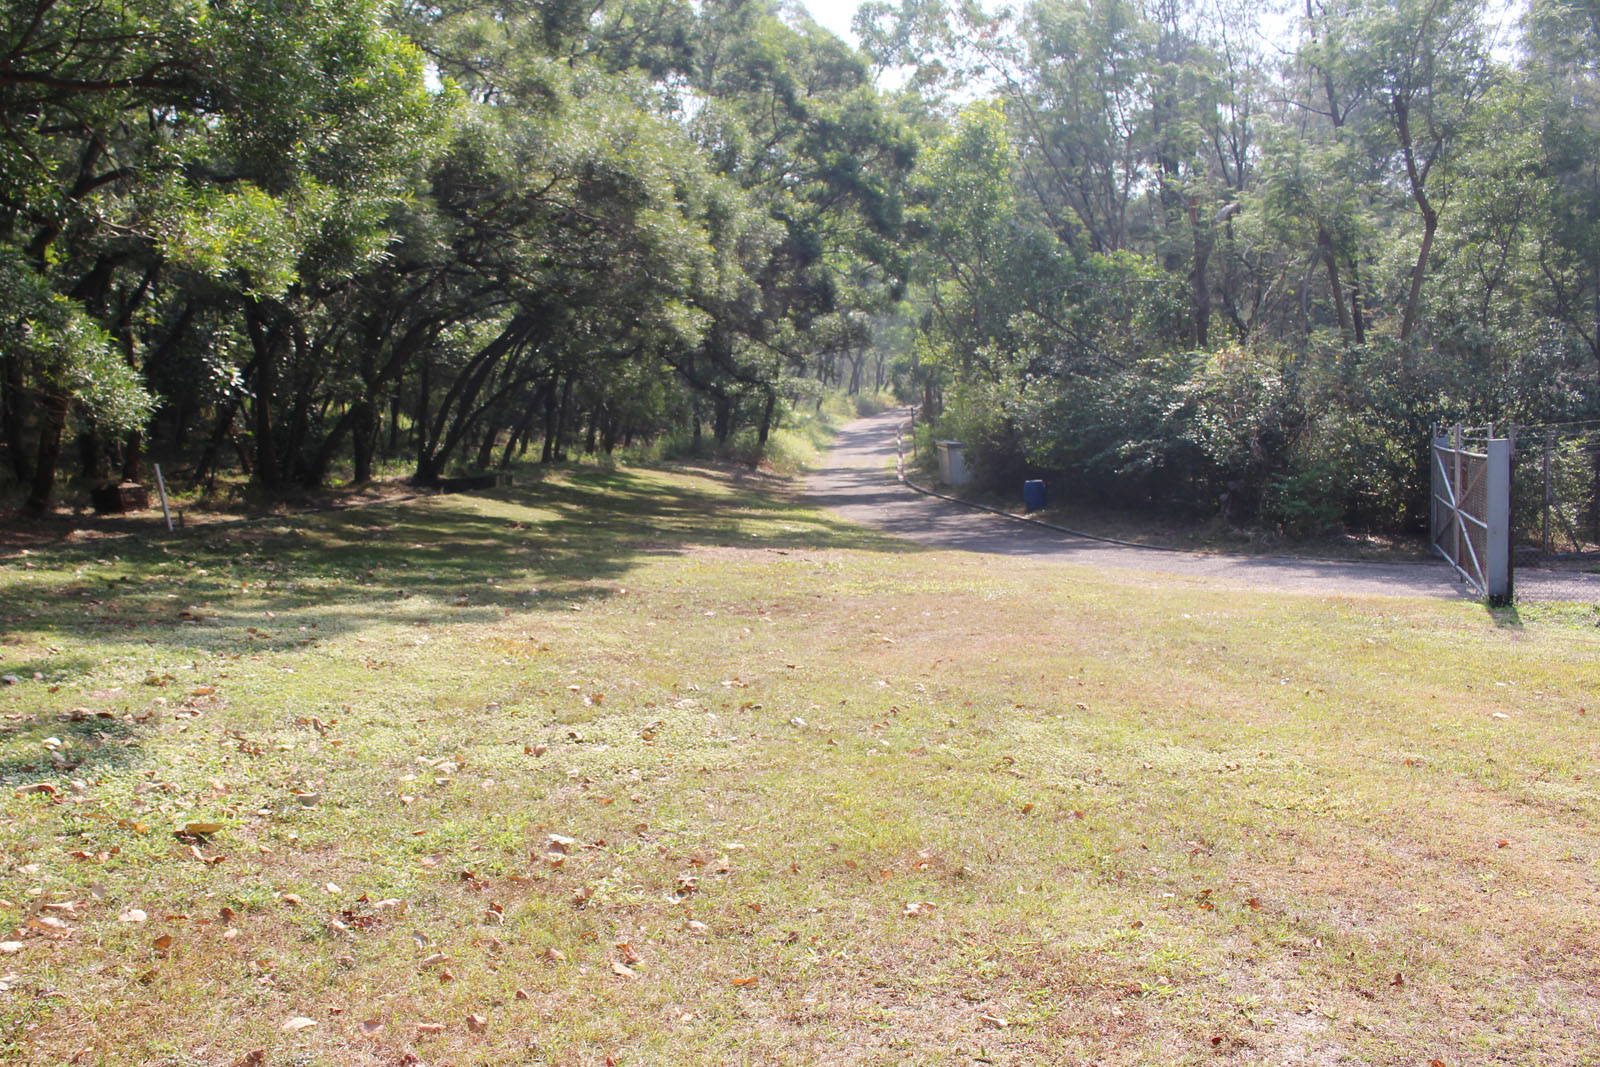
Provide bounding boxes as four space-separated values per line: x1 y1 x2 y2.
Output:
0 0 438 507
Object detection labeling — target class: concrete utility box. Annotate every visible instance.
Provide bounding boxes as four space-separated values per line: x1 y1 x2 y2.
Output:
91 482 150 513
936 440 970 487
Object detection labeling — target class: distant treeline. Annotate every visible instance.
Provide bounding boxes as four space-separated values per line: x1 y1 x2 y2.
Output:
4 0 1598 533
879 0 1600 533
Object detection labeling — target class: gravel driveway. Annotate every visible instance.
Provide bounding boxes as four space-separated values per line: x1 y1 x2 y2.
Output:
806 409 1470 600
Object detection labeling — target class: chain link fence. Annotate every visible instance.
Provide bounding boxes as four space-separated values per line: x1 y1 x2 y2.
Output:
1511 423 1600 606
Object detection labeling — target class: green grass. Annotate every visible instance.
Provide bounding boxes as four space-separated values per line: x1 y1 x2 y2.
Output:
2 461 1598 1066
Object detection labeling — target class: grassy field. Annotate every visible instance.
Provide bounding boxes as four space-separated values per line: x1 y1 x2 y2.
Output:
2 462 1598 1066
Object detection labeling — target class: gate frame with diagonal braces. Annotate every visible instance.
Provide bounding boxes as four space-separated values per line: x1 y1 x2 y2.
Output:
1431 425 1513 603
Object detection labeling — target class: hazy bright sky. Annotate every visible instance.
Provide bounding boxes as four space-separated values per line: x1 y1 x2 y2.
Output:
797 0 1523 59
802 0 863 41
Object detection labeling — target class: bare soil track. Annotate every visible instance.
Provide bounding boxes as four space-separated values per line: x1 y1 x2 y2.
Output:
806 409 1469 600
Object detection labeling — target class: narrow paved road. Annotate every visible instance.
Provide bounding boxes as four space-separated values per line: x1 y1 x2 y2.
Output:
806 409 1469 600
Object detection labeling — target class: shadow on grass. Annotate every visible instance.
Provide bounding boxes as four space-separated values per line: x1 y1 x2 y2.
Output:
0 463 920 664
1487 603 1523 629
0 655 99 686
0 713 139 786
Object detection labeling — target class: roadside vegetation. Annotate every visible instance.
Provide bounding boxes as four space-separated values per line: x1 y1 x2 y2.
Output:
9 0 1600 551
3 465 1597 1066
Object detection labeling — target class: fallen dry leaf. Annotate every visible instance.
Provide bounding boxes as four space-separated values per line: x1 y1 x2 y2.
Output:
360 1019 383 1035
465 1013 488 1033
415 1022 446 1035
119 908 147 924
281 1017 316 1032
610 960 636 978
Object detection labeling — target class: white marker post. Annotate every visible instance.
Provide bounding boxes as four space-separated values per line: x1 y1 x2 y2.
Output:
154 464 173 532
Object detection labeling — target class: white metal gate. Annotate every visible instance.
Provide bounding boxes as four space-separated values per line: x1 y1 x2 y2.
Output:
1431 426 1512 602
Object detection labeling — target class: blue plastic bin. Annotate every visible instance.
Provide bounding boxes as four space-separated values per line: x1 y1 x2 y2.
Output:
1023 479 1046 512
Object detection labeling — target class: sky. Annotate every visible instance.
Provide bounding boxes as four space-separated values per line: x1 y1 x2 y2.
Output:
802 0 864 42
798 0 1525 60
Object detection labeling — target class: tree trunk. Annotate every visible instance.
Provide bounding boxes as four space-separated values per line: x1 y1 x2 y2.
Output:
1318 226 1353 341
1348 256 1367 345
79 428 102 479
351 400 376 483
120 431 141 483
1393 93 1438 344
552 374 574 460
757 387 776 451
602 408 621 455
24 394 69 514
1400 211 1437 343
500 392 542 469
414 356 432 472
1189 195 1213 348
474 418 498 470
387 393 401 457
193 359 256 488
245 303 282 490
2 352 34 483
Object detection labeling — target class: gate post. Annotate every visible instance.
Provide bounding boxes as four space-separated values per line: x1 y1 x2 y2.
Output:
1453 425 1464 575
1485 437 1513 603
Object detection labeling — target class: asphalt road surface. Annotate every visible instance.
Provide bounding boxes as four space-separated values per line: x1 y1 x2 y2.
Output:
805 409 1469 600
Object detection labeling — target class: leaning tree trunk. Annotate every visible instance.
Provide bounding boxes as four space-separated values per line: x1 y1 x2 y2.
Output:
1394 94 1438 345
